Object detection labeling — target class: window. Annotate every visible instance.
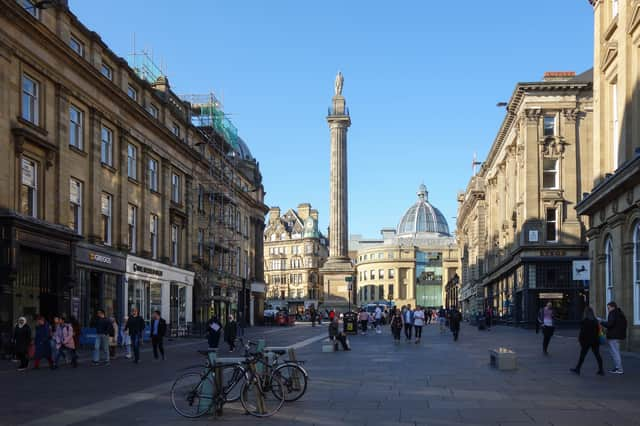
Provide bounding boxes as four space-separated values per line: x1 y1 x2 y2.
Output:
20 158 37 217
100 126 113 166
197 185 204 211
21 74 39 124
634 223 640 325
543 115 555 137
148 104 159 119
69 35 84 57
172 123 180 137
545 208 558 242
378 269 384 279
101 193 112 245
370 269 375 280
171 224 179 265
389 269 395 279
388 284 394 300
69 179 82 234
542 158 559 189
150 214 158 259
171 173 181 203
128 204 137 253
378 285 384 300
127 144 137 179
612 82 619 169
148 159 159 191
69 106 83 149
127 85 138 101
100 62 113 80
197 229 204 259
605 237 614 306
612 0 619 17
20 0 39 17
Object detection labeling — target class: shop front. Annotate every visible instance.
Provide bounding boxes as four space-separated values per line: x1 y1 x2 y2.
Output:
125 256 194 333
73 243 126 326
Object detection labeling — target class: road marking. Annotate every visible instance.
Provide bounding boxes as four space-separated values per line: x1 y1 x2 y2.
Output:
290 333 328 349
22 380 174 426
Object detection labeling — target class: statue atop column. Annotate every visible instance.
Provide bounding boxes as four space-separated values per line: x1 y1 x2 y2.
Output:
334 71 344 96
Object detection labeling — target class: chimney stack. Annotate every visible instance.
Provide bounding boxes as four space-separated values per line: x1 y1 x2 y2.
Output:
543 71 575 82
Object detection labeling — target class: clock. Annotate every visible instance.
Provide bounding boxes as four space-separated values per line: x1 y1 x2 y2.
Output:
305 218 314 231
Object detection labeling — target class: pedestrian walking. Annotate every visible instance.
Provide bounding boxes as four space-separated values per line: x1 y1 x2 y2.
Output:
32 316 53 370
449 308 462 341
69 316 81 353
403 305 414 342
485 307 493 330
358 309 369 335
93 310 111 366
207 316 222 349
540 302 556 355
390 308 404 344
570 306 604 376
374 306 383 334
224 315 237 352
600 301 627 374
108 316 118 359
413 306 425 344
437 306 447 334
150 310 167 360
328 317 350 351
329 310 336 322
310 306 316 327
12 317 31 371
125 308 146 364
426 309 432 325
121 316 132 359
54 316 77 368
51 316 64 365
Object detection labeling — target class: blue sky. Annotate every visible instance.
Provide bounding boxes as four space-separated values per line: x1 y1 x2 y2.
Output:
70 1 594 238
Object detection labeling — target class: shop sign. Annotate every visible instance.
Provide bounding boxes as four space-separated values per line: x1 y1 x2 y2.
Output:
572 260 590 281
540 249 566 257
539 292 563 299
89 252 112 264
132 263 163 277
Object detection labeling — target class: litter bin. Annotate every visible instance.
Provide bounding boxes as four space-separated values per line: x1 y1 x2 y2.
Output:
343 311 358 335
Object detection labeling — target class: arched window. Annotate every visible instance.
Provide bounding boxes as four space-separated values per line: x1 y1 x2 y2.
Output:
634 222 640 325
605 237 614 306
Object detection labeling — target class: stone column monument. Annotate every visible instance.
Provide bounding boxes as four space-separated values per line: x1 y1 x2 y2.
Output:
320 72 355 311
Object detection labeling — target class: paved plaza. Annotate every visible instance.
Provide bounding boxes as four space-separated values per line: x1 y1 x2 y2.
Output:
1 323 639 426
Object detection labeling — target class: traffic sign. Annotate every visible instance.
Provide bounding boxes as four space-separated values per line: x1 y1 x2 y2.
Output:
344 276 353 282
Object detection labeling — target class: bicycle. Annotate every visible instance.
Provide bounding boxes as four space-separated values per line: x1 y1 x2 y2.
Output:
263 347 309 402
170 348 286 418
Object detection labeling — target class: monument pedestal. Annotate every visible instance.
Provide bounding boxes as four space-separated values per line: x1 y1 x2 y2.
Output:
320 258 354 312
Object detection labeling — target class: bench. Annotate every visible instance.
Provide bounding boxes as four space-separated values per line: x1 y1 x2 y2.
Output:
489 347 517 370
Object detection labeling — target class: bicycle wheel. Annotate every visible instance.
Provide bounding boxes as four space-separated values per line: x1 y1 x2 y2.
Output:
240 374 285 417
274 363 308 402
170 372 214 418
221 364 246 403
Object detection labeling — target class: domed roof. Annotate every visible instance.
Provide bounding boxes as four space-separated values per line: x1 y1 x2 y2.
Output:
228 137 254 161
397 184 450 236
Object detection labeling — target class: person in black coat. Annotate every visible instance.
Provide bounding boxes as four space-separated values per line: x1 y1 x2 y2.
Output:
12 317 31 371
206 316 222 349
570 306 604 376
125 308 146 364
224 315 238 352
449 308 462 341
600 301 627 374
150 310 167 361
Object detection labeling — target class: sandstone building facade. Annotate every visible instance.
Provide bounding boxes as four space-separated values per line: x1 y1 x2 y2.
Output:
457 71 593 324
0 0 267 338
577 0 640 350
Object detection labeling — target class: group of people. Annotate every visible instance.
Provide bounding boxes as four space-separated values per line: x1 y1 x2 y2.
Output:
9 307 169 371
539 301 628 375
205 314 239 352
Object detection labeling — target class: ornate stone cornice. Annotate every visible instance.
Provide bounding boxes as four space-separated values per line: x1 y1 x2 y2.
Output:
524 108 541 123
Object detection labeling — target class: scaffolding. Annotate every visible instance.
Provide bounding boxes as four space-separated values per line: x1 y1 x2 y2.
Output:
127 50 163 84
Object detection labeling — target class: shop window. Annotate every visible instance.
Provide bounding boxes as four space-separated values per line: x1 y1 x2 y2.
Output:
545 208 558 242
128 280 150 324
69 34 84 57
128 204 137 253
150 282 162 318
127 144 137 179
542 158 559 189
171 224 179 265
148 158 159 191
20 157 38 218
605 237 614 306
634 222 640 325
101 193 112 245
101 126 113 166
22 74 39 125
69 178 82 234
150 214 158 259
69 105 83 149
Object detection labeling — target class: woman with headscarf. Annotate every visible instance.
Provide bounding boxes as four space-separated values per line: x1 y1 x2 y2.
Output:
33 315 53 369
12 317 31 371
